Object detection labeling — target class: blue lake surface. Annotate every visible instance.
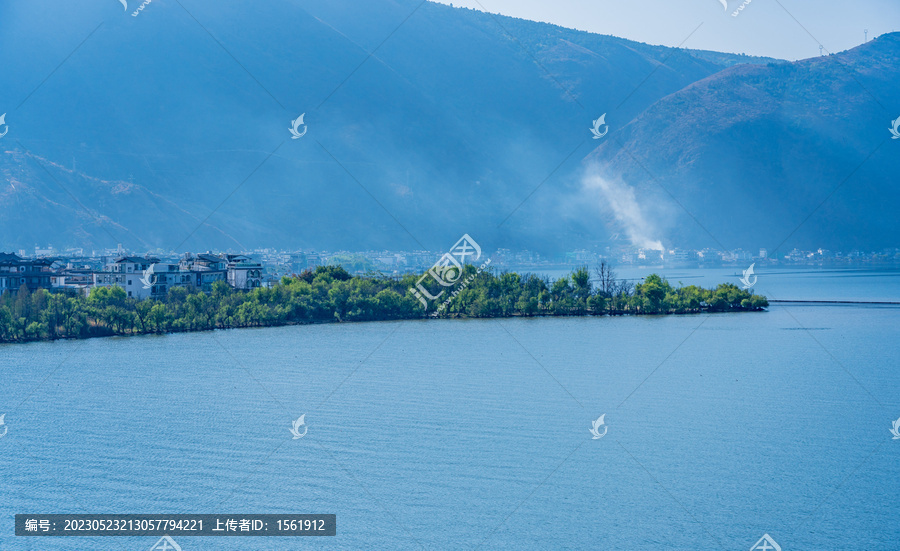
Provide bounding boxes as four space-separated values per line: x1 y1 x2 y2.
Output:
1 268 899 550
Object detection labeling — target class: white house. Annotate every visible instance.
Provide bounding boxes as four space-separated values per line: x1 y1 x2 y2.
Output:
226 255 262 290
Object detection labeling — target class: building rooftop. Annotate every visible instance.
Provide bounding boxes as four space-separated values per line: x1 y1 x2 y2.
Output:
114 256 158 264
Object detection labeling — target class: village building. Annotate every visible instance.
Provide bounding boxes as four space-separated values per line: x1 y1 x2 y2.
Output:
0 251 265 298
0 253 54 293
226 254 263 290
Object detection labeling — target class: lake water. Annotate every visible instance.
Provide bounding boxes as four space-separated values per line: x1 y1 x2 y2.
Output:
1 268 899 550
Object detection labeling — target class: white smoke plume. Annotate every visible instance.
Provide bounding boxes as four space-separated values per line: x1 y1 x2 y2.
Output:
582 166 663 251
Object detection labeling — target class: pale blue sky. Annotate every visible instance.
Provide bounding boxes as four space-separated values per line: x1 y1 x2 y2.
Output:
432 0 900 60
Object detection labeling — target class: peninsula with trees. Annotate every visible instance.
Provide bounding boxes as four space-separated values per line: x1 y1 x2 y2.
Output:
0 262 767 344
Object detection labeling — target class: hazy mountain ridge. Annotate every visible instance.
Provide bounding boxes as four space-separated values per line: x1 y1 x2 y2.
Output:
0 149 243 251
584 32 899 253
1 0 889 255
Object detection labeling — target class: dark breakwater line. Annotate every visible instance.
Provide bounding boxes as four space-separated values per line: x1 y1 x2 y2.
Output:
769 300 900 305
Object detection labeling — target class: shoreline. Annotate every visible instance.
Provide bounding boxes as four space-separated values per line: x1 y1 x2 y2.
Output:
0 305 767 347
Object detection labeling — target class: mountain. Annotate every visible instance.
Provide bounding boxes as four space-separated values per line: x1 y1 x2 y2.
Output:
584 32 900 255
0 149 242 250
0 0 776 254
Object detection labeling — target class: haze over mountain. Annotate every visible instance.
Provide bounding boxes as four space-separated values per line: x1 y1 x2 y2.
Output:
585 32 900 255
1 0 894 256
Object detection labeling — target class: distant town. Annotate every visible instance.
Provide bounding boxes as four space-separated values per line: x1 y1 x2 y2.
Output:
1 243 898 297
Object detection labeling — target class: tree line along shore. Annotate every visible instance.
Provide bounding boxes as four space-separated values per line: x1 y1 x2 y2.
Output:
0 263 768 344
